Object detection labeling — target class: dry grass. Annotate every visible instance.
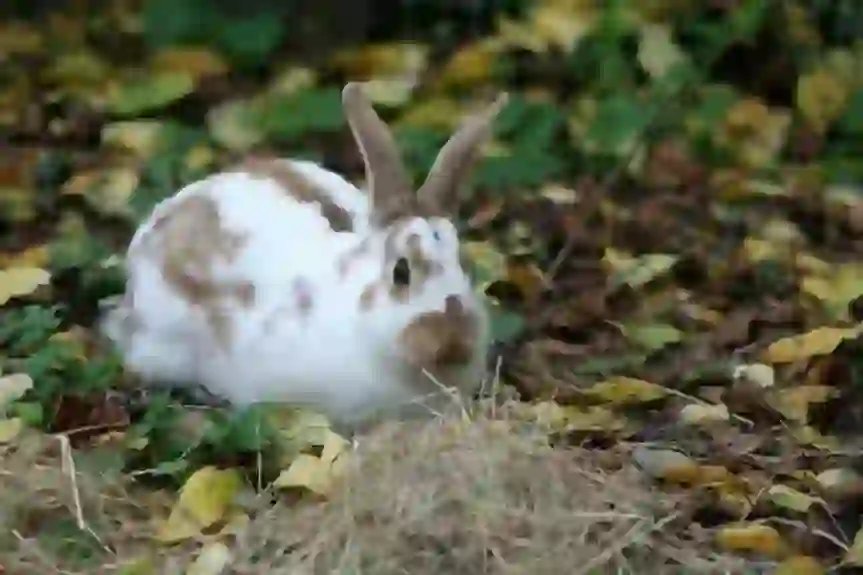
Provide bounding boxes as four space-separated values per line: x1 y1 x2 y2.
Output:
0 400 757 574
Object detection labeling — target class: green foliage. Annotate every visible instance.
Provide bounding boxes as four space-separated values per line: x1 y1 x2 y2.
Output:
141 0 286 69
256 87 346 142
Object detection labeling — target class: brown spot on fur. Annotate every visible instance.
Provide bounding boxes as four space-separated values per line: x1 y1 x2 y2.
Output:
399 294 480 371
238 157 353 232
138 192 253 347
359 283 377 311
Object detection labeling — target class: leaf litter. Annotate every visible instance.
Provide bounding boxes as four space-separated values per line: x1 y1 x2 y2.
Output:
2 0 863 573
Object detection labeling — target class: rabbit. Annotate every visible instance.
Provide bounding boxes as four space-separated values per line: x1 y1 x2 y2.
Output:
100 82 510 431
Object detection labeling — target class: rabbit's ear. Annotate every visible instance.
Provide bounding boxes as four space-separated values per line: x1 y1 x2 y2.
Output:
416 93 508 217
342 83 416 227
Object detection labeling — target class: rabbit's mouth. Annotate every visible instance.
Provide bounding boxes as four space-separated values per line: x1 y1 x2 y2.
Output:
398 295 480 371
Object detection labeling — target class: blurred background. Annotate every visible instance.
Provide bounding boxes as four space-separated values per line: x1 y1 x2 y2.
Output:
3 2 863 572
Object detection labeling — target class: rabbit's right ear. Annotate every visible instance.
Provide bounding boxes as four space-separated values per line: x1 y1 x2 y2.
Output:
342 83 417 227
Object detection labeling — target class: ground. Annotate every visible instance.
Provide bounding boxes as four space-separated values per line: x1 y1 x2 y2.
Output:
2 1 863 573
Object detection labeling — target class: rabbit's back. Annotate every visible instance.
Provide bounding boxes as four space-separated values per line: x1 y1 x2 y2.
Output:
109 159 368 388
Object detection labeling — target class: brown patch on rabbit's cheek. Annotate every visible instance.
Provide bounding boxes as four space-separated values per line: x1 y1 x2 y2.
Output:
399 295 480 370
238 157 353 232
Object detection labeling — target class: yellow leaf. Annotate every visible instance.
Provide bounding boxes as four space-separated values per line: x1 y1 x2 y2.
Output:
761 327 860 364
632 447 700 484
769 385 837 424
437 39 501 88
330 42 428 79
637 23 686 80
319 429 350 465
397 97 466 131
716 523 784 558
497 2 597 54
767 484 821 513
732 363 775 388
0 372 34 409
62 167 139 218
618 322 683 353
603 249 678 289
460 240 507 291
0 245 50 269
586 376 668 405
801 264 863 321
715 97 791 169
0 267 51 305
845 526 863 566
0 417 23 443
102 121 164 158
273 454 334 496
360 77 417 107
206 99 264 152
679 403 730 425
186 541 231 575
796 68 849 133
775 555 824 575
814 468 863 499
267 66 317 96
0 22 44 56
156 466 242 543
150 47 228 83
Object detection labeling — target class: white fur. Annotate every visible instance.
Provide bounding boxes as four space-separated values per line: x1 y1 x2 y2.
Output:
103 159 489 430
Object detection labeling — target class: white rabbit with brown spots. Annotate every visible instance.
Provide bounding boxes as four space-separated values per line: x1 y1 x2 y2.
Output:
101 83 508 430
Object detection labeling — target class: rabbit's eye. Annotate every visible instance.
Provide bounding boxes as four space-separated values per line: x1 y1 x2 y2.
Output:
393 257 411 286
431 229 441 241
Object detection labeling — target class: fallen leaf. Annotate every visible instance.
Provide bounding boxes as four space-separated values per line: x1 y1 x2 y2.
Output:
62 167 140 218
637 23 687 80
845 526 863 566
733 363 776 388
768 385 837 424
775 555 824 575
603 249 678 289
618 322 683 353
0 373 34 409
0 417 23 443
679 403 730 425
761 327 860 364
586 376 668 405
436 39 501 88
102 121 164 158
156 466 242 543
106 71 196 117
797 67 850 133
186 541 231 575
273 454 335 496
716 523 784 558
330 42 428 79
814 468 863 500
207 99 265 151
150 47 228 83
632 447 700 484
461 240 507 290
767 484 822 513
801 263 863 320
0 267 51 305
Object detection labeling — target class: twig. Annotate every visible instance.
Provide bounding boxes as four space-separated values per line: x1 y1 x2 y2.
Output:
574 511 682 575
55 434 113 555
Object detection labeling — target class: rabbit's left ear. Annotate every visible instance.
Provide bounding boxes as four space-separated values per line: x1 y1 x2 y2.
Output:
416 93 509 217
342 83 417 227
